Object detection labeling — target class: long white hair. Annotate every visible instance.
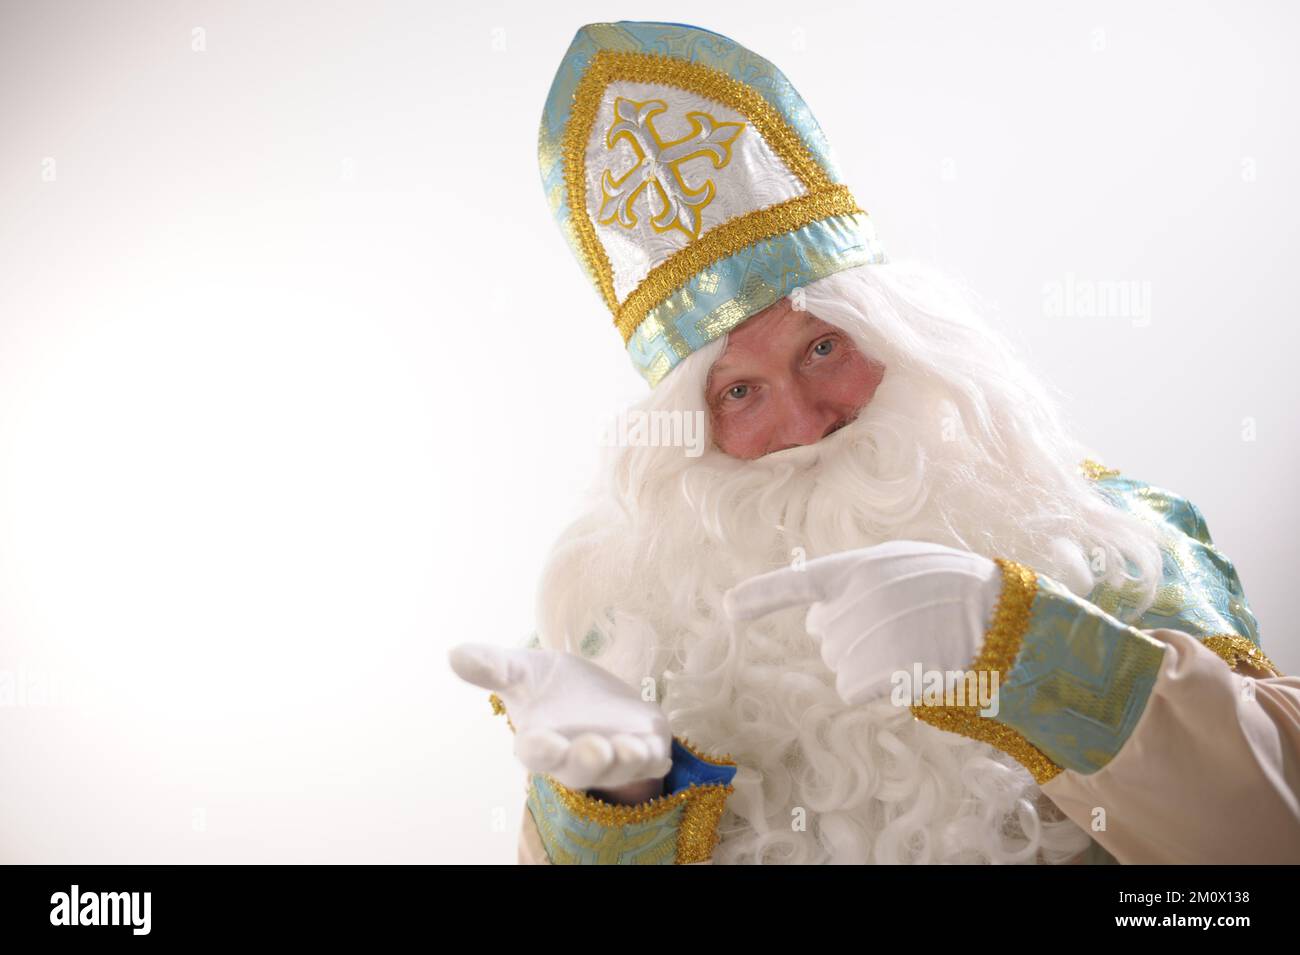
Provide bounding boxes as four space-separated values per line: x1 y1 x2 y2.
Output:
534 260 1163 864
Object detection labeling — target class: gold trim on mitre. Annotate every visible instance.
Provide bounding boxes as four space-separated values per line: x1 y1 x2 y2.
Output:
562 49 866 343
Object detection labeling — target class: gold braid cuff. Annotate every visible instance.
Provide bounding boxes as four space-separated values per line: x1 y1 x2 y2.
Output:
491 694 735 863
541 773 734 864
910 558 1066 785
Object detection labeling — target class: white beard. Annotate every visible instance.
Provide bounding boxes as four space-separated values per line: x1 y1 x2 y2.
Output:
535 262 1163 864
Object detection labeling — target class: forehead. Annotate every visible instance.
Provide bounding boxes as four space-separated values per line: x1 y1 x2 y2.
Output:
710 302 834 374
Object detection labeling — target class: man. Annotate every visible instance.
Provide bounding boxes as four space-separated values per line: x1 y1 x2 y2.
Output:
449 20 1300 864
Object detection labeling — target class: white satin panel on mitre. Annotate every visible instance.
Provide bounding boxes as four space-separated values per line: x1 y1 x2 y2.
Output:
583 81 804 305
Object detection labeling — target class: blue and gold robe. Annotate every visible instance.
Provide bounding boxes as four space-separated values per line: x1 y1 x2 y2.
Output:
505 460 1297 863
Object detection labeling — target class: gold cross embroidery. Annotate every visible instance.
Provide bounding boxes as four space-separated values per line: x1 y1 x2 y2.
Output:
597 97 745 242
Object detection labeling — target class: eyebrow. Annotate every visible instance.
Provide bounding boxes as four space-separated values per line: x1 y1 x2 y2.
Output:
707 361 737 384
708 318 842 384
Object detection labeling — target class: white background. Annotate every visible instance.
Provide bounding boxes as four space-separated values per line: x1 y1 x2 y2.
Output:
1 0 1296 863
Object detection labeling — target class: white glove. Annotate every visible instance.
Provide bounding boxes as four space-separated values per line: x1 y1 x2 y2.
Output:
448 642 673 791
722 540 1003 705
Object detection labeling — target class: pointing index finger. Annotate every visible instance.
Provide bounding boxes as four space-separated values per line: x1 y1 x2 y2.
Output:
723 563 827 621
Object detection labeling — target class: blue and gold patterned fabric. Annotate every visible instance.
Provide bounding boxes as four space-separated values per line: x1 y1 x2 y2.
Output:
524 738 737 865
539 21 886 387
913 460 1281 785
1080 462 1262 651
501 626 736 863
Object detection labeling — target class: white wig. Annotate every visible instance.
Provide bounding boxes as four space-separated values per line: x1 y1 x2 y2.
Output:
534 259 1163 864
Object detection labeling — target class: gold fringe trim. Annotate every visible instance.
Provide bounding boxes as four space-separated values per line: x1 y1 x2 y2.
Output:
675 784 732 863
910 559 1066 785
488 692 515 733
676 735 737 766
542 768 712 826
1079 458 1121 481
562 49 865 343
1203 634 1283 677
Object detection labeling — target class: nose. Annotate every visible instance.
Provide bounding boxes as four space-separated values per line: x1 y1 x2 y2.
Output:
768 379 847 452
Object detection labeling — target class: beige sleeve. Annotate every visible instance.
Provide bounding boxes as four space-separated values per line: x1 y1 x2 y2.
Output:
517 802 552 865
1040 626 1300 863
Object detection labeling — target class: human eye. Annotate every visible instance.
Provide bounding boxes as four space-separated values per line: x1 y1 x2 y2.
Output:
724 383 750 400
810 335 837 358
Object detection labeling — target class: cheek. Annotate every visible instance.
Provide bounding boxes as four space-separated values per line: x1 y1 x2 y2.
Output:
710 407 770 460
823 351 885 409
